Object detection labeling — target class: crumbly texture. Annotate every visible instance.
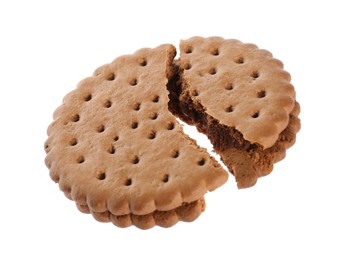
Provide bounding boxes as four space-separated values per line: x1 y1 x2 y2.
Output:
172 36 301 188
179 36 296 149
217 103 300 188
76 198 205 230
45 37 301 229
169 83 300 188
44 44 228 229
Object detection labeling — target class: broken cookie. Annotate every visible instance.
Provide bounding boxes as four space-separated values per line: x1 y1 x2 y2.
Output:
44 37 300 229
174 36 300 188
44 44 228 229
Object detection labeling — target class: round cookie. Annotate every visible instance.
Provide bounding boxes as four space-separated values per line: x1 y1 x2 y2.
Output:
177 36 300 188
44 44 228 228
45 37 301 229
179 36 295 149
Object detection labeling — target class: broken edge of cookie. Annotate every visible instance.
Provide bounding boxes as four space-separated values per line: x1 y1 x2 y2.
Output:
168 36 301 188
45 42 228 229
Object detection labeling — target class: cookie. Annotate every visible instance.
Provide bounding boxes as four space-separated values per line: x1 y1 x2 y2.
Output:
44 44 228 229
173 36 300 188
76 198 205 230
45 37 301 228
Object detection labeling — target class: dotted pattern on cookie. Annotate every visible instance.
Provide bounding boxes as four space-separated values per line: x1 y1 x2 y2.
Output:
179 36 296 149
44 44 228 219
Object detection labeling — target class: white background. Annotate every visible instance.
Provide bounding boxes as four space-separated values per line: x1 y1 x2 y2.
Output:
1 0 347 259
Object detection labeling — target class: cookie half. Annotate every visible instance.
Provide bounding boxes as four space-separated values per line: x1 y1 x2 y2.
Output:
44 44 228 228
173 36 300 188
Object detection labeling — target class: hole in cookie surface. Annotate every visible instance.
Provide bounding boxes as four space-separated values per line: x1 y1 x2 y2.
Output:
251 71 259 79
236 57 244 64
129 78 138 86
71 114 80 122
77 155 85 164
113 135 119 141
162 174 169 183
150 112 158 120
152 95 159 103
106 73 115 81
171 150 179 158
125 178 132 186
132 156 139 164
184 46 193 53
131 122 138 129
104 100 112 108
252 111 260 118
108 145 115 154
97 125 105 132
133 102 141 111
225 83 233 90
209 68 217 75
211 48 219 56
167 122 175 130
139 58 147 66
225 106 233 113
97 172 106 180
147 130 156 139
69 138 78 146
257 90 266 98
84 94 92 102
192 89 199 96
198 158 206 166
183 63 192 70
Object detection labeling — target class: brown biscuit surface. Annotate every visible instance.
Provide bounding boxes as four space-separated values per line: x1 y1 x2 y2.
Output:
76 198 205 230
44 44 228 228
179 36 295 149
45 37 301 228
175 36 300 188
217 102 300 188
